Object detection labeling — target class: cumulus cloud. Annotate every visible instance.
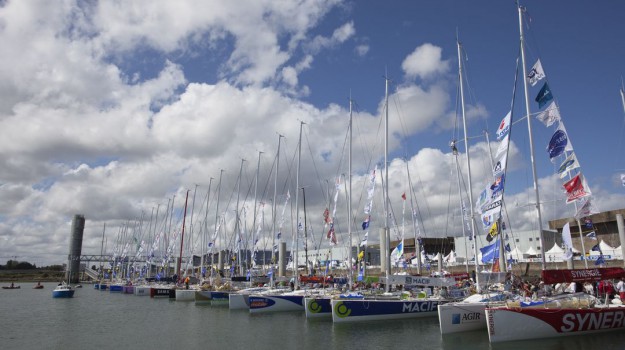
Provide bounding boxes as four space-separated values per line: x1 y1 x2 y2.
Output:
0 1 622 267
402 43 450 80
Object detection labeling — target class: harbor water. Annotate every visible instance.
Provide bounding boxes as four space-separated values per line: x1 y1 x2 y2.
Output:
2 282 625 350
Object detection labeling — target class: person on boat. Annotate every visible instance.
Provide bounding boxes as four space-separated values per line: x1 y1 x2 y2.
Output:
184 276 190 289
616 277 625 301
10 282 14 288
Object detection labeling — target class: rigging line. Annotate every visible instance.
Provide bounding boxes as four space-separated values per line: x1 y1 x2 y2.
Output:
303 124 330 205
462 47 492 136
618 79 625 167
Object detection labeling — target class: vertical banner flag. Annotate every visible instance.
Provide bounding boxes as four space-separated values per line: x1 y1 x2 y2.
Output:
496 111 511 140
536 102 561 127
547 128 569 159
563 174 591 203
527 59 546 86
574 197 599 219
535 82 553 108
557 152 580 178
561 222 573 260
621 174 625 187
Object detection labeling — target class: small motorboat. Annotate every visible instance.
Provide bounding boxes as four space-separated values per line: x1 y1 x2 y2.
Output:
52 282 75 298
2 283 20 289
34 283 44 289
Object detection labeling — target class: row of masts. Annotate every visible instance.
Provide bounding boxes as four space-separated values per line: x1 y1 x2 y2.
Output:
100 3 563 287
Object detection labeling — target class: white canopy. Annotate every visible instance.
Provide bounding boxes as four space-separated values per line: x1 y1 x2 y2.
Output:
508 247 524 260
444 250 456 263
546 243 564 254
525 247 538 256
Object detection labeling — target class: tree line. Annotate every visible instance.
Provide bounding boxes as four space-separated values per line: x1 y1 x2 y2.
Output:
1 260 64 271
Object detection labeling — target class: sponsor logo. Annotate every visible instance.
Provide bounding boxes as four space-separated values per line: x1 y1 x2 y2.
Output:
560 311 625 332
452 313 461 324
402 301 438 313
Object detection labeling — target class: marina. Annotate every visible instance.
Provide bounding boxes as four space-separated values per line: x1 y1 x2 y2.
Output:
2 1 625 349
3 282 625 350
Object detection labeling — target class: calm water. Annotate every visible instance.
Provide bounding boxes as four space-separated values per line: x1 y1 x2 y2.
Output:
2 282 625 350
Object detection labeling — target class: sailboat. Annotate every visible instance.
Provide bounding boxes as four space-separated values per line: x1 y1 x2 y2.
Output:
249 122 312 313
437 38 515 334
330 78 458 323
485 4 625 343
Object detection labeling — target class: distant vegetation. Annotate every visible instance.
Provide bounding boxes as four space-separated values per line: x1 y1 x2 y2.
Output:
0 259 64 271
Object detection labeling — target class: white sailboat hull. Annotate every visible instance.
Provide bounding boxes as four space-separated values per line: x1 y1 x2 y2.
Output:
486 305 625 343
438 302 489 334
229 293 250 309
133 286 151 296
304 296 332 319
175 289 196 301
249 294 304 313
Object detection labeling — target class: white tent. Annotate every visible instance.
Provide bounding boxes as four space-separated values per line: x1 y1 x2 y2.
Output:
444 250 457 263
614 246 623 259
545 243 564 262
508 247 524 261
524 246 538 256
588 240 621 259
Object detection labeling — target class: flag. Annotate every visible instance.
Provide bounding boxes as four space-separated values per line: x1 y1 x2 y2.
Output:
561 222 574 260
326 223 334 239
595 255 605 266
557 152 580 178
584 217 593 229
574 198 599 219
390 241 404 263
527 59 546 86
496 111 511 140
362 215 370 230
401 192 406 200
357 250 364 261
495 136 509 157
480 240 500 264
591 243 601 252
535 82 553 108
505 243 511 252
486 222 498 242
490 174 505 199
323 208 330 224
357 267 364 281
621 174 625 187
557 122 574 152
276 231 281 239
563 174 591 203
547 129 568 159
360 232 368 247
536 102 560 127
586 231 597 240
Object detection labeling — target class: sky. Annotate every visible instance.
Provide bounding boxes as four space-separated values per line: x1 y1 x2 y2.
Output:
1 0 624 266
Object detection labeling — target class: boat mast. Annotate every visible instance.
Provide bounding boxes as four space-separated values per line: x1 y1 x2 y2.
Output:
457 39 482 289
201 178 213 276
213 170 223 275
99 223 106 281
177 190 190 281
518 4 547 269
384 76 391 293
294 121 304 289
252 151 263 274
348 96 353 290
271 134 283 286
235 158 245 276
